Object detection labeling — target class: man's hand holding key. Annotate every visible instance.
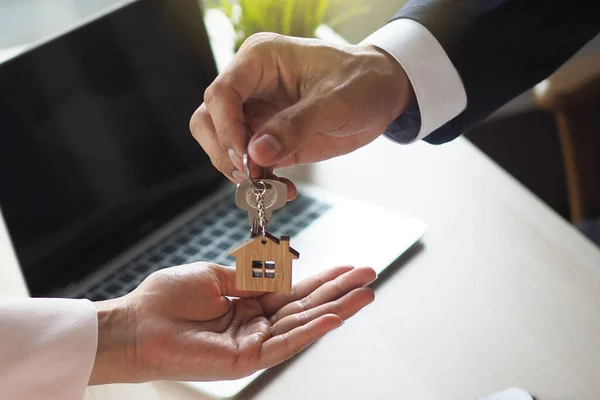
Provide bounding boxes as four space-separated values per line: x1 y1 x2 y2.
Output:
189 33 414 198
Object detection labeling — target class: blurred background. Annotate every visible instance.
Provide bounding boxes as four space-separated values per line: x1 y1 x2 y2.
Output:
2 0 599 243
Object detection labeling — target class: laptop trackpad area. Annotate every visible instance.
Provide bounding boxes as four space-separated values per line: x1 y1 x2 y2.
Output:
290 195 427 282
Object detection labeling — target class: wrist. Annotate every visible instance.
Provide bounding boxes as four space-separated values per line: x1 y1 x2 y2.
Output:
358 44 417 116
89 297 138 385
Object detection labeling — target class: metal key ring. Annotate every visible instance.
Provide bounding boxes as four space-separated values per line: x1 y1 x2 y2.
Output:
243 151 266 189
252 182 267 198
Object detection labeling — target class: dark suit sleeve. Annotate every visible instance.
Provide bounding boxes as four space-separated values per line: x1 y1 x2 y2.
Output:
384 0 600 145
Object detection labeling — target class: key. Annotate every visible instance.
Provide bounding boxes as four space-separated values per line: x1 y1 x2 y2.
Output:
235 179 287 233
236 179 287 232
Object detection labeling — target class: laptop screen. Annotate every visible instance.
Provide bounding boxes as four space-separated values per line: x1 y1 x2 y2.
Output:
0 0 225 296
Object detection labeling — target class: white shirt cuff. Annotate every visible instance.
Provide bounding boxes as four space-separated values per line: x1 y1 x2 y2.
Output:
360 18 467 143
0 297 98 400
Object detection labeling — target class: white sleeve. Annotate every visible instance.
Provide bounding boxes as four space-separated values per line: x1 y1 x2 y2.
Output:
0 297 98 400
360 18 467 143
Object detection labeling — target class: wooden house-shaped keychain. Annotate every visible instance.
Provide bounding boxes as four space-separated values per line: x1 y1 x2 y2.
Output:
229 232 299 292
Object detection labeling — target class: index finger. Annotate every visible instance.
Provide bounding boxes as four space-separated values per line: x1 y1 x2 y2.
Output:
258 266 355 316
203 37 279 163
258 314 342 370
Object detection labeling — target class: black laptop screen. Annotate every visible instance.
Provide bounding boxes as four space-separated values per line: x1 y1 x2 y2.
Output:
0 0 225 296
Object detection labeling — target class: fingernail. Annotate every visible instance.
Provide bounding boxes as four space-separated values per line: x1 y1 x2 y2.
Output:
228 148 242 170
368 275 378 286
251 134 281 161
232 170 246 183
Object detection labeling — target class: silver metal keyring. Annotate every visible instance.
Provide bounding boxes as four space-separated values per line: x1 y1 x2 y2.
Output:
243 150 266 189
243 151 256 186
252 180 267 195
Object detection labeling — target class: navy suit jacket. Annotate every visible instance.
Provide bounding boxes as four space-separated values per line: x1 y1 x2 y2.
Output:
385 0 600 144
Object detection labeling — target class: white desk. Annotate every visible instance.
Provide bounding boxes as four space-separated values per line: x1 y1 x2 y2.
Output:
1 119 599 400
75 135 600 400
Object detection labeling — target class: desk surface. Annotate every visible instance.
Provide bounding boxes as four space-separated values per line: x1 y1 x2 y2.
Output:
76 135 600 400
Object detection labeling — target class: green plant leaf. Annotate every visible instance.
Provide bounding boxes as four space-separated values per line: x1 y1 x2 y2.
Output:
210 0 368 50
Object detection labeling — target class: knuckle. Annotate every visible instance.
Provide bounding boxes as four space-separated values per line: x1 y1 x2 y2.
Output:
203 81 223 105
213 123 230 142
205 263 221 277
210 151 231 173
281 331 293 351
269 324 277 337
270 312 281 325
315 273 326 287
241 54 265 79
241 32 281 51
297 310 311 325
332 299 344 316
189 104 208 138
288 286 298 300
298 296 311 311
330 278 344 298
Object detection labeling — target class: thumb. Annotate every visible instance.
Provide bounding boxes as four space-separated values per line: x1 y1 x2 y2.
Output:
210 264 266 298
248 99 325 166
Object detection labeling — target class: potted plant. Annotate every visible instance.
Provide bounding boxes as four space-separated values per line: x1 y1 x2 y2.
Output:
204 0 369 52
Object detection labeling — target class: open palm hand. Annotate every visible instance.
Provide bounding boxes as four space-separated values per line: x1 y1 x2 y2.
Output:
99 262 375 383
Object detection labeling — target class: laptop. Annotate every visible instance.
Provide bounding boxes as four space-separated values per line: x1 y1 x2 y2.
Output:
0 0 427 398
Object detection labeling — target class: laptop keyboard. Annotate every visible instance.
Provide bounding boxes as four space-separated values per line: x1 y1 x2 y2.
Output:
73 188 331 301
